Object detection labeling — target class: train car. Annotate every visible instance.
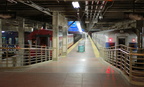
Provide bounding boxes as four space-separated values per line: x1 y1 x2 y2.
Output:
27 29 74 57
67 34 74 48
2 31 30 58
2 31 30 46
27 29 74 48
92 29 138 64
59 34 74 55
92 29 137 49
27 29 53 47
2 31 21 49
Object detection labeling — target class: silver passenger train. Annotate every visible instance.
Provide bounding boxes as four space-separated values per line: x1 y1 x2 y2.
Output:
92 29 137 49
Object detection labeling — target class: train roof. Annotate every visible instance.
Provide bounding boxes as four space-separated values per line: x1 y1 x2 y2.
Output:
94 29 136 35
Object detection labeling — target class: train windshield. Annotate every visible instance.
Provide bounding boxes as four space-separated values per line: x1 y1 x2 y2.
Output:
118 38 125 45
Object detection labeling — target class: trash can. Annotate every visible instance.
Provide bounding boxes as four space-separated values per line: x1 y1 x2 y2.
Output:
78 40 85 52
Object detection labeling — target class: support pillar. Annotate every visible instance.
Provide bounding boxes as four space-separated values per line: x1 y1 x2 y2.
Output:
62 16 68 56
136 20 144 48
52 12 59 61
18 18 25 66
0 19 2 64
136 20 144 65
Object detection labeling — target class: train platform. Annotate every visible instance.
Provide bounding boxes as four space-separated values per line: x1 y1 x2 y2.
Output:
0 37 142 87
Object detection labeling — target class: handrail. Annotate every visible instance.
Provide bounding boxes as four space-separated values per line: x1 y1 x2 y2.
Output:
0 45 53 68
100 44 144 86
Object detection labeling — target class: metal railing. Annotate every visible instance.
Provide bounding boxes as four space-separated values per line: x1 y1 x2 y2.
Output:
100 45 144 86
0 44 53 68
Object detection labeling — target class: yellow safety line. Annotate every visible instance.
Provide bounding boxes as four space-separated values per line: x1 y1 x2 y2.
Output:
89 36 100 58
67 39 82 54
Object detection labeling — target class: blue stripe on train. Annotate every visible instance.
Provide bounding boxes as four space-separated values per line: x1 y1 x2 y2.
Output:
129 42 137 51
105 42 115 48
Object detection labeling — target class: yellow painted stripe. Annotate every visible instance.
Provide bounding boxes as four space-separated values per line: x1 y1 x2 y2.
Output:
89 36 100 58
67 39 82 54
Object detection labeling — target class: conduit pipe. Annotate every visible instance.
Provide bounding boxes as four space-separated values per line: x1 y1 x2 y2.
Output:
85 1 88 19
88 1 107 30
90 1 94 20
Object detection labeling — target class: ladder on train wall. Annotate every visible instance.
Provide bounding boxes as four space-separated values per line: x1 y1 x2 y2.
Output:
99 45 144 86
0 44 53 68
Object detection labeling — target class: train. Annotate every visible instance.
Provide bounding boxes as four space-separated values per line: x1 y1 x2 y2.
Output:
1 29 83 65
1 30 74 49
92 29 139 66
92 29 137 49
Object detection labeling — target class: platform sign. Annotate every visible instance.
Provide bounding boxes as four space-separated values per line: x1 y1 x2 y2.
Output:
68 21 84 32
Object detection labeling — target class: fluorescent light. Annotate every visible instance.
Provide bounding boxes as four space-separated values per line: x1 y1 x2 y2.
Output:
81 59 86 61
2 31 5 33
72 2 80 8
76 21 82 32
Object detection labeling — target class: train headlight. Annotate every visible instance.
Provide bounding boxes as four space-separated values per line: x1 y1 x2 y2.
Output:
132 38 136 42
109 38 112 42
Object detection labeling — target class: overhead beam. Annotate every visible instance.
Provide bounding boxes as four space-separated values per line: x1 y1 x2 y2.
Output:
30 0 132 1
109 20 136 30
17 0 52 16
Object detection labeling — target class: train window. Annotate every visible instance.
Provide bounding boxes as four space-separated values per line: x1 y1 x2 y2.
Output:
118 38 125 45
9 38 12 44
2 37 6 44
59 41 62 48
15 37 18 44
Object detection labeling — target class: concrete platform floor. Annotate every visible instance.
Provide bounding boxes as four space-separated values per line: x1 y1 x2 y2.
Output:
0 38 142 87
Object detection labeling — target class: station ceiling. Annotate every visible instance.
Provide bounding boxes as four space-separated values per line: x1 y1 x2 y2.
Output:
0 0 144 32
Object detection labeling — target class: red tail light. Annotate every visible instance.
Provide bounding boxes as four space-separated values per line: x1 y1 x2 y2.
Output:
132 38 136 42
109 38 112 42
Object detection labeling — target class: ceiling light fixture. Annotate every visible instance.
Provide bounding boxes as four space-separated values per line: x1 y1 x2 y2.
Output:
76 21 82 32
72 2 80 8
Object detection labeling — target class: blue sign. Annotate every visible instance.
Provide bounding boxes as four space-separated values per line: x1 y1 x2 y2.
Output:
68 21 84 32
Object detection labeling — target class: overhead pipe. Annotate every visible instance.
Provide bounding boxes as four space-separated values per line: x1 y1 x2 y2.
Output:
90 1 94 20
88 1 100 30
87 1 99 29
85 1 89 19
102 1 114 16
85 1 89 30
88 1 107 30
92 1 100 21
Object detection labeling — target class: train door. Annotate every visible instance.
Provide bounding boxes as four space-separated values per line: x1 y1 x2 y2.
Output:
36 36 48 46
35 36 52 47
117 36 127 68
